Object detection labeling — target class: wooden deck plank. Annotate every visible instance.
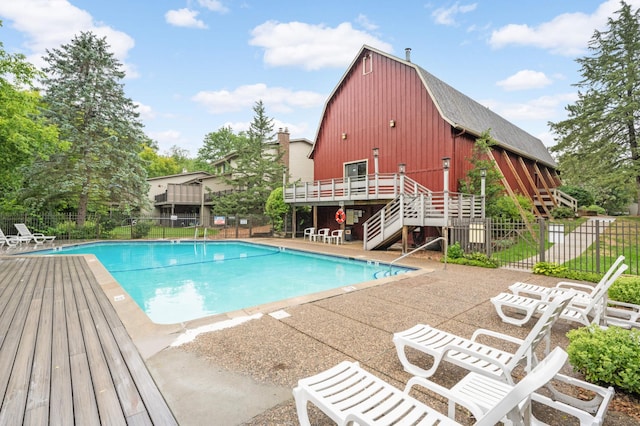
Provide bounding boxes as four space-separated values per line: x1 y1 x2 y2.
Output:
62 256 100 425
0 259 39 406
49 256 74 426
24 258 55 425
69 257 127 425
72 257 147 420
0 255 177 425
0 258 33 349
80 260 176 425
0 258 46 425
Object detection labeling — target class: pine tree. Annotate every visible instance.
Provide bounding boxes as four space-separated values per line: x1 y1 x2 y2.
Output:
549 2 640 214
37 31 149 224
203 101 284 215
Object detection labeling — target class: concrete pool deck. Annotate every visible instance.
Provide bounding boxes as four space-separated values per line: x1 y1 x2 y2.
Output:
132 238 636 425
6 238 636 424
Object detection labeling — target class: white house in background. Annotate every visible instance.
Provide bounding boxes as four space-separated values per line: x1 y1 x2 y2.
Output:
144 128 314 225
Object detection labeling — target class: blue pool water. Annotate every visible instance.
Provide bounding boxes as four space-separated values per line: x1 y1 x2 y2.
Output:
36 241 413 324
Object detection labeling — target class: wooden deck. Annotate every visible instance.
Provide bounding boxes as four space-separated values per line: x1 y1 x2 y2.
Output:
0 255 177 425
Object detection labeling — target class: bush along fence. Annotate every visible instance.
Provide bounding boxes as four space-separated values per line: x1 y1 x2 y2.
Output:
449 217 639 276
0 213 273 242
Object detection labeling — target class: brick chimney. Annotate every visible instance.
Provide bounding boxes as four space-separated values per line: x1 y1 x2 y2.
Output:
277 127 290 170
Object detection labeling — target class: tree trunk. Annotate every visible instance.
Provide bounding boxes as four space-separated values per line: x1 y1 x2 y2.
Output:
77 189 89 226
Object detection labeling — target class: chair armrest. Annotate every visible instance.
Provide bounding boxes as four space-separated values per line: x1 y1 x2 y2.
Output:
556 281 596 293
533 374 614 422
440 343 513 380
405 376 486 420
471 328 524 346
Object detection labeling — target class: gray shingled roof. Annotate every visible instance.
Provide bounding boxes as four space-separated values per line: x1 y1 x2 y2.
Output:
415 66 556 167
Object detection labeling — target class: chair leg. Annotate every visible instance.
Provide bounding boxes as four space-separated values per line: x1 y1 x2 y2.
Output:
293 388 312 426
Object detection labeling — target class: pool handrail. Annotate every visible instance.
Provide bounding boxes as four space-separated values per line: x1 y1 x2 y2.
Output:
388 236 447 274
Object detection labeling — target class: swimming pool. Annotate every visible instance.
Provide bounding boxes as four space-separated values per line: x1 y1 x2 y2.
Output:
36 241 414 324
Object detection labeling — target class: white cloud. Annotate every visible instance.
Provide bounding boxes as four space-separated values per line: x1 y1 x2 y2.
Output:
192 83 326 114
148 129 189 152
197 0 229 13
491 92 578 122
249 21 393 70
489 0 640 55
356 14 378 31
431 2 477 26
134 101 155 120
497 70 552 91
0 0 137 76
165 8 207 29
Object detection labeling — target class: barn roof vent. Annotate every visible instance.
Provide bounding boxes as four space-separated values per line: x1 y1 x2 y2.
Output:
405 48 411 62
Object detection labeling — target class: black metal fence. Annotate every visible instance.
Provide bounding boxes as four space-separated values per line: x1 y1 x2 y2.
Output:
450 217 639 275
0 213 273 241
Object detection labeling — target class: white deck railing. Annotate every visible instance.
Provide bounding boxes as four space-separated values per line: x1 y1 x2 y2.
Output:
283 173 431 203
363 192 484 250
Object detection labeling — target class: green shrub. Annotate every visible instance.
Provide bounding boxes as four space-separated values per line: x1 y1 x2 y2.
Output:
445 242 499 268
491 194 535 222
585 204 606 215
567 325 640 394
447 242 464 259
130 221 151 239
551 206 576 219
609 276 640 305
532 261 603 283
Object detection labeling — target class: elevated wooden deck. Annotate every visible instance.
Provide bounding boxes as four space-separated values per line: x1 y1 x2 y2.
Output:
0 255 177 425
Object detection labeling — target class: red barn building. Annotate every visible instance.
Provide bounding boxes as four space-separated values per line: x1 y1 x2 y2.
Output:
285 45 574 250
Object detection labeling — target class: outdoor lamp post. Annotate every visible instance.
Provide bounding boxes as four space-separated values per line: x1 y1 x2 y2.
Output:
480 168 486 219
442 157 450 224
373 147 379 175
373 148 380 196
398 163 406 194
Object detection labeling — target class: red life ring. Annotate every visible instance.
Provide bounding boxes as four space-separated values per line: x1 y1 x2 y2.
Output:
335 208 346 224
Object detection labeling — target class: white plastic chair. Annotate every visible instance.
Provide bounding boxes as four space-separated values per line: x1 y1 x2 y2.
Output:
509 255 625 308
14 223 56 244
327 229 343 245
492 262 628 327
394 291 575 383
293 348 570 426
312 228 329 242
302 227 315 241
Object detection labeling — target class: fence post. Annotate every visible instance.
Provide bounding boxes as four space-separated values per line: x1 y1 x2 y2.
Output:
595 220 600 274
539 218 546 263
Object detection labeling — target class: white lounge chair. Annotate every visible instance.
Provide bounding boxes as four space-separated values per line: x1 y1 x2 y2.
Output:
327 229 343 245
393 291 575 383
492 263 628 327
604 300 640 329
302 227 315 241
293 347 569 426
509 255 626 308
14 223 56 244
0 227 28 247
312 228 329 242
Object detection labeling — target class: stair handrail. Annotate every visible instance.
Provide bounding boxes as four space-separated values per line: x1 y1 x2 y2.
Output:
388 236 448 273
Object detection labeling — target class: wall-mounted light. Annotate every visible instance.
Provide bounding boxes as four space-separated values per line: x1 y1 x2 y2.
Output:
373 147 379 158
389 119 396 128
398 163 406 175
341 132 347 140
442 157 451 170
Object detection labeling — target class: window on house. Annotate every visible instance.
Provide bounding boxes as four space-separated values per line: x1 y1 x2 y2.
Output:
362 53 372 75
345 161 367 179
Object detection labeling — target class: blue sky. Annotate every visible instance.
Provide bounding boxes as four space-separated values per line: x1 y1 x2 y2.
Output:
1 0 639 156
